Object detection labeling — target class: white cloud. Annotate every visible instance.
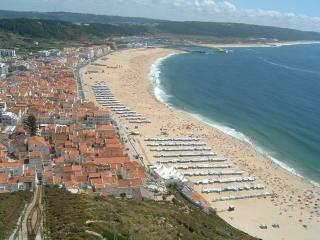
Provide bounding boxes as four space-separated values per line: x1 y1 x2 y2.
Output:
221 1 236 12
107 0 320 31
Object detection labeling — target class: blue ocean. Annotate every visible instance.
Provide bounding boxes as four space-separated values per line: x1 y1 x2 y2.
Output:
150 44 320 185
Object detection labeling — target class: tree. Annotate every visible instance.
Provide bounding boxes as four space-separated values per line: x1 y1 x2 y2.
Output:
23 114 37 136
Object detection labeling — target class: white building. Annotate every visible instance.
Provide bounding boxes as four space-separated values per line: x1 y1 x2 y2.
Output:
0 101 18 126
0 112 18 126
0 49 16 58
86 112 112 125
0 63 9 78
94 48 104 58
0 102 7 113
89 49 95 59
38 50 50 57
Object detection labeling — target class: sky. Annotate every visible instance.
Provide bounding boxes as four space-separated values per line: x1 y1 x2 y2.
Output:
1 0 320 32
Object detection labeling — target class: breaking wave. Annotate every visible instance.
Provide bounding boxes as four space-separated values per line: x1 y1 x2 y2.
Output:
149 52 320 187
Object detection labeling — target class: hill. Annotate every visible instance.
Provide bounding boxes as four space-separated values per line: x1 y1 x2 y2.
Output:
0 191 32 239
0 18 150 40
0 10 160 25
43 185 258 240
156 21 320 41
1 10 320 41
0 18 151 49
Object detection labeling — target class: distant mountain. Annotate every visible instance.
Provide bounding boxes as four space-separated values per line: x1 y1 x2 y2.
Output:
1 10 320 41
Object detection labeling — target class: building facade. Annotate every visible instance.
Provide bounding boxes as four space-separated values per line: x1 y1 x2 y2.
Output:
0 63 9 78
0 49 16 58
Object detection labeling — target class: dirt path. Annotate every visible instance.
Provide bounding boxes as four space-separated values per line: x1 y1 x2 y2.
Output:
20 185 42 240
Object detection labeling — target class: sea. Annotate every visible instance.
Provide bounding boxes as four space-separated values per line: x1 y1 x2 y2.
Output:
149 43 320 186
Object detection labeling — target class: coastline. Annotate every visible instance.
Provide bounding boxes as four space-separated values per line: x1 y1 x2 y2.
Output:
148 52 182 103
196 40 320 49
81 47 320 240
149 50 320 188
168 107 318 187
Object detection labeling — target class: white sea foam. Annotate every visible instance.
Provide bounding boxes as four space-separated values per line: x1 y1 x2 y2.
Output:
260 57 320 75
148 53 320 187
148 53 178 103
186 112 320 187
252 41 320 48
271 41 320 47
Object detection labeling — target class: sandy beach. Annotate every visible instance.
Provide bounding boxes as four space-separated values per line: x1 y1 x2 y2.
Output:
81 47 320 240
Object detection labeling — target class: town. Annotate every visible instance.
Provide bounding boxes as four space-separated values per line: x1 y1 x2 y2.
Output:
1 3 320 240
0 40 213 239
0 42 151 193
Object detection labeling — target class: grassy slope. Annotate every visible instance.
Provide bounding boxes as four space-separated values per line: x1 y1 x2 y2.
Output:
0 191 32 239
43 185 257 240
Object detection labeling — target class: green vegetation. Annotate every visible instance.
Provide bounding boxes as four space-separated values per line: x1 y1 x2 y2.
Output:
156 21 320 41
1 10 320 43
23 114 37 136
0 19 149 40
1 11 320 50
0 18 151 50
0 191 32 239
0 10 160 25
43 185 257 240
0 18 150 40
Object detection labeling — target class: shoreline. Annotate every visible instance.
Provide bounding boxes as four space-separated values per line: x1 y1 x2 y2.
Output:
169 104 319 188
195 40 320 49
149 52 320 188
81 47 320 240
148 52 183 103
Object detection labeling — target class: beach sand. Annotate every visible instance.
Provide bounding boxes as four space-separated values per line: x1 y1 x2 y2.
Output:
82 47 320 240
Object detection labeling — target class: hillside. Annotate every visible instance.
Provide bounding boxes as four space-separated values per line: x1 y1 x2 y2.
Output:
0 18 150 40
0 18 151 49
0 191 32 239
1 10 320 41
0 10 160 25
156 21 320 41
43 185 258 240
